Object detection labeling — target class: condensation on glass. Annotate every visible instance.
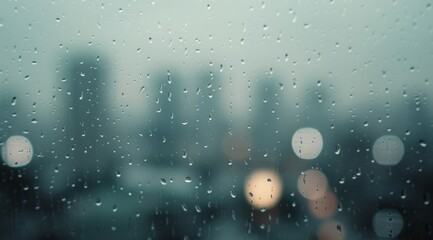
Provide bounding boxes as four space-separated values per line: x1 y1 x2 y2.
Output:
1 1 432 239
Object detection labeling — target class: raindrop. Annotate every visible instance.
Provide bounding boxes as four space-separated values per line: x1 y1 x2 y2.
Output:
419 140 427 147
95 198 102 206
230 189 237 198
335 144 341 155
195 205 201 213
424 193 431 205
400 189 407 199
185 176 192 183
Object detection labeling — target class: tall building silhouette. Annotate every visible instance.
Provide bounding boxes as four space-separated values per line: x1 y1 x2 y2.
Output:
62 52 113 188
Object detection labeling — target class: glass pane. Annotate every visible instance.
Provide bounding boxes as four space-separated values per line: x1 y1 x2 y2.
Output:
1 1 432 239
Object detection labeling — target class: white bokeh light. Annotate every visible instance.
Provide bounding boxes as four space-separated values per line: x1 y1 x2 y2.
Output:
292 127 323 160
1 135 33 168
372 135 404 166
372 208 404 238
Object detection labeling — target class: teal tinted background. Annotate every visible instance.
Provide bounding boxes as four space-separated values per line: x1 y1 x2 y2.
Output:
1 1 433 239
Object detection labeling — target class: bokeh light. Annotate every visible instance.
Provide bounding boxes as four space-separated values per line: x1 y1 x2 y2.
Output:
308 191 338 219
372 135 404 166
292 127 323 160
244 169 283 209
318 220 346 240
1 135 33 168
372 208 404 238
297 169 328 200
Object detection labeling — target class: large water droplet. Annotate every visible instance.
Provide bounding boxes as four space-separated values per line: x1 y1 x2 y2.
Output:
195 205 201 213
95 198 102 206
185 176 192 183
335 144 341 155
419 140 427 147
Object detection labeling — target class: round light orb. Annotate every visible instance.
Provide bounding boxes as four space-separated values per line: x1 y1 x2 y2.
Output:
372 208 404 238
292 127 323 160
244 169 283 209
308 191 338 219
318 220 346 240
297 169 328 200
372 135 404 166
1 135 33 168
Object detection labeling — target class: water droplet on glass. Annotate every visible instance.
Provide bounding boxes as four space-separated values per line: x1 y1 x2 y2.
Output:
424 193 431 205
185 176 192 183
419 140 427 147
195 205 201 213
11 97 17 106
230 189 237 198
335 144 341 155
95 198 102 206
400 189 407 199
160 178 167 185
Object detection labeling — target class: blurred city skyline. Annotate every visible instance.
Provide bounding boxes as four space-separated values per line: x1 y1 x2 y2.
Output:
1 1 433 239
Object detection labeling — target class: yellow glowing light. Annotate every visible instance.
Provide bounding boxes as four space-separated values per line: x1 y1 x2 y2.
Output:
244 169 283 209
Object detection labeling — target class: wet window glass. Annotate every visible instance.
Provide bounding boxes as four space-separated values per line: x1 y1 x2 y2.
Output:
1 1 432 239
